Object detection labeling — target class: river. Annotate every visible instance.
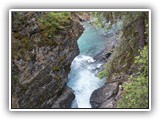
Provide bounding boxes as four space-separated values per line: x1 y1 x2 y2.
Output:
67 22 109 108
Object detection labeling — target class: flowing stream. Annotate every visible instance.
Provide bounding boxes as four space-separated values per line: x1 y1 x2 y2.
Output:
67 22 109 108
67 21 122 108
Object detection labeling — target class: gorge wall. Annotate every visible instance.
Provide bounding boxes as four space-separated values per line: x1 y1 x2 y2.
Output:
11 12 83 108
90 12 149 108
11 11 149 109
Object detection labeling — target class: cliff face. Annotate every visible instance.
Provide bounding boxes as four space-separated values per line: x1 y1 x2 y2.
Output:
11 12 83 108
90 12 149 108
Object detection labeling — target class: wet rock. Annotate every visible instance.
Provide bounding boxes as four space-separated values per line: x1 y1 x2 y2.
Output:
93 33 119 62
90 82 119 108
52 87 75 108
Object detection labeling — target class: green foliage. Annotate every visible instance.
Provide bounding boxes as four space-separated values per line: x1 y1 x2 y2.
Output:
97 70 108 79
134 46 148 74
99 32 138 81
91 12 106 28
117 46 149 108
12 12 72 61
92 11 149 108
91 12 113 31
91 12 148 32
38 12 71 38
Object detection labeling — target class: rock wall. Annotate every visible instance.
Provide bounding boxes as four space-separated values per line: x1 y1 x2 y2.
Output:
89 21 125 108
11 12 83 108
89 14 146 108
90 75 127 108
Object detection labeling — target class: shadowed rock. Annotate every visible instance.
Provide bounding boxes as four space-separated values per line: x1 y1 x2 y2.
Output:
11 12 83 108
90 82 118 108
52 87 75 108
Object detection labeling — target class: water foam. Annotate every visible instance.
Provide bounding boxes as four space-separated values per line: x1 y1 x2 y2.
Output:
67 55 104 108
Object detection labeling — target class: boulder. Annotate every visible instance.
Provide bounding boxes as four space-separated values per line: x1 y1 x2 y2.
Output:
52 87 75 108
90 82 119 108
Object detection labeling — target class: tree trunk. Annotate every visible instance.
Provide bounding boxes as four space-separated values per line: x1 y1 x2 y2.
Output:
137 16 145 49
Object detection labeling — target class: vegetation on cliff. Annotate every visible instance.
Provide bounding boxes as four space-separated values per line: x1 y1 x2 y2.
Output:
92 11 149 108
12 12 72 60
117 46 148 108
11 11 83 108
12 12 73 95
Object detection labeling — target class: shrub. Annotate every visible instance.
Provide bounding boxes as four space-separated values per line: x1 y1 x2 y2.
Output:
116 46 149 108
97 70 108 79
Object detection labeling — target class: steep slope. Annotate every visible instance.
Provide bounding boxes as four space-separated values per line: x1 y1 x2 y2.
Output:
11 12 83 108
90 12 149 108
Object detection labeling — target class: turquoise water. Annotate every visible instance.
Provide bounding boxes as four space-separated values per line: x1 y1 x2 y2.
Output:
67 22 108 108
78 22 107 57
